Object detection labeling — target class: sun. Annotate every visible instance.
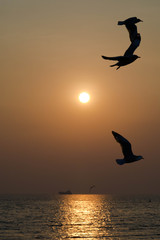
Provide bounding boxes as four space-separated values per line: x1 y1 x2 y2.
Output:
79 92 90 103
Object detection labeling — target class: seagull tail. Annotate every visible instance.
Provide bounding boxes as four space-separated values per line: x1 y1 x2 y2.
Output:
116 159 125 165
117 21 124 25
110 63 118 67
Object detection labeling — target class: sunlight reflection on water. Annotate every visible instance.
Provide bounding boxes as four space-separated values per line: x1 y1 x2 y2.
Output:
53 194 116 239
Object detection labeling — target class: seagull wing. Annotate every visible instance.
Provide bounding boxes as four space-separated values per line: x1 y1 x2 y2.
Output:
124 33 141 56
118 17 142 42
126 24 138 42
118 17 140 26
102 55 123 61
112 131 133 158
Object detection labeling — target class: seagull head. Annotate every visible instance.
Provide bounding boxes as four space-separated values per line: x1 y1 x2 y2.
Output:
136 18 143 23
133 55 141 60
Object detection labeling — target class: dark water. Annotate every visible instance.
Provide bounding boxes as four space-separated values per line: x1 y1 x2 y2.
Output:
0 194 160 239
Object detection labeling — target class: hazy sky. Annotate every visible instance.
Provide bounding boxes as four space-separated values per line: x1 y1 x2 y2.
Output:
1 0 160 194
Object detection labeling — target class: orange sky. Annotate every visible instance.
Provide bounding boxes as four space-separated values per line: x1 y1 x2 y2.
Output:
0 0 160 194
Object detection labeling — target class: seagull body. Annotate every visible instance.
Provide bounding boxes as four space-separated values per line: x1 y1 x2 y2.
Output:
112 131 143 165
118 17 143 42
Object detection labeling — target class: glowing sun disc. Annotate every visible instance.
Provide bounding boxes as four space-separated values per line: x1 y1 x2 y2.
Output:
79 92 90 103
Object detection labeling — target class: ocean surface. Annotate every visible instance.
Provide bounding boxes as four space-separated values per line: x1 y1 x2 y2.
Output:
0 194 160 240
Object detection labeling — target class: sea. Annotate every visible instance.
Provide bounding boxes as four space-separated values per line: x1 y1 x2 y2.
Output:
0 194 160 240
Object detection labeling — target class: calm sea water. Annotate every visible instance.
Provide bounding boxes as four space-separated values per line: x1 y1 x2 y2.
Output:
0 194 160 240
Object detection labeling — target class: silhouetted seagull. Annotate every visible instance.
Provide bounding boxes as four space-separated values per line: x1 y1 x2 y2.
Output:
118 17 143 42
102 32 141 70
102 17 142 70
112 131 143 165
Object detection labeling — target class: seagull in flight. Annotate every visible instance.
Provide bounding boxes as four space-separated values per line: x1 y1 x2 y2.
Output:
118 17 143 42
112 131 143 165
102 17 142 70
101 32 141 70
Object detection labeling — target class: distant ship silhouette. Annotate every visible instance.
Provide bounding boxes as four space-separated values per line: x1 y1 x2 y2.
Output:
59 190 72 194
